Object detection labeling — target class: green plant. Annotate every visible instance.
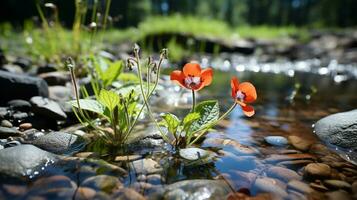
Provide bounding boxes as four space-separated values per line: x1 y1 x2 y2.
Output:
68 47 168 147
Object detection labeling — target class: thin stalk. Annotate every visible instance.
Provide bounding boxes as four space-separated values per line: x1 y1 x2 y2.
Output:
188 102 237 146
191 90 196 112
126 53 165 135
103 0 112 30
134 51 169 142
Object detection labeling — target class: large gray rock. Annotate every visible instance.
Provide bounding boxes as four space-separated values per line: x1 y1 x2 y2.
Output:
149 179 230 200
30 131 86 155
30 96 67 120
314 109 357 150
0 145 58 178
0 71 48 103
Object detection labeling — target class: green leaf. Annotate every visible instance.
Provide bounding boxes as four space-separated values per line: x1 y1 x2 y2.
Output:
191 100 219 131
162 113 180 134
98 89 120 111
102 61 123 87
183 112 200 131
68 99 105 114
118 72 139 83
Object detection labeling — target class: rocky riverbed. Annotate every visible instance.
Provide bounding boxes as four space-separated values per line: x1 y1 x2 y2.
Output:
0 38 357 199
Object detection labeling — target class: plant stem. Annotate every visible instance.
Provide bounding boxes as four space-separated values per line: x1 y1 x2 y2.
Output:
134 50 170 142
103 0 112 30
191 89 196 112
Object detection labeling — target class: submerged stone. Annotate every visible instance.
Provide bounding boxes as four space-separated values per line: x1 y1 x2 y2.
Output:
264 136 288 146
29 131 86 155
0 145 58 178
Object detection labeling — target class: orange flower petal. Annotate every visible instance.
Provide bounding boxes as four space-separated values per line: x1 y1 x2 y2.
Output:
238 82 257 103
236 100 247 107
183 63 201 77
230 77 240 99
242 105 255 117
201 68 213 86
170 70 186 88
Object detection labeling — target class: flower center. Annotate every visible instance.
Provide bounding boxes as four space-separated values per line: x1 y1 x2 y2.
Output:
184 76 201 88
236 90 246 101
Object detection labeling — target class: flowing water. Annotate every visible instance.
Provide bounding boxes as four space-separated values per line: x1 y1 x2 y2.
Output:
1 57 357 199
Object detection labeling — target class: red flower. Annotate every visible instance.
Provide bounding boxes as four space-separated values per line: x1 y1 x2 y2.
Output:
231 77 257 117
170 63 213 91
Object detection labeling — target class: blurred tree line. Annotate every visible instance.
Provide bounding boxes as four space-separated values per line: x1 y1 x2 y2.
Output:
1 0 356 28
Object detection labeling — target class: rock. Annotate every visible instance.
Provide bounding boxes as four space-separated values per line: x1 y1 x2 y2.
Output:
0 107 8 119
287 180 313 194
304 163 331 179
230 171 258 190
19 123 32 131
288 135 312 151
253 177 288 198
4 140 21 148
131 158 163 174
203 138 258 155
48 86 72 101
277 160 313 170
7 99 32 112
264 154 315 164
39 71 70 86
114 155 142 162
314 109 357 150
12 112 29 120
111 188 146 200
37 64 57 74
326 190 352 200
30 96 67 120
75 187 97 200
310 182 329 192
309 143 330 156
352 181 357 194
0 126 20 138
0 145 3 150
150 179 230 200
81 175 122 193
1 120 12 128
264 136 288 146
0 71 48 103
75 152 100 159
179 147 209 161
324 180 351 190
29 131 85 154
30 175 77 191
0 144 57 178
266 166 302 182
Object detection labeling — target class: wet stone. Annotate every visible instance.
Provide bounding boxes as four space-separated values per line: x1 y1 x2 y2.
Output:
288 135 312 151
30 96 67 120
266 166 302 182
12 112 29 120
30 175 77 191
264 136 288 146
326 190 352 200
0 126 20 138
19 123 32 131
310 182 329 192
287 180 313 194
352 181 357 194
4 140 21 148
75 152 100 159
179 147 209 160
114 154 142 162
264 154 315 164
324 180 352 190
75 187 97 200
131 158 163 174
252 177 288 198
29 131 85 155
111 188 146 200
304 163 331 179
7 99 32 112
0 144 58 178
277 159 313 170
1 120 12 128
81 175 122 194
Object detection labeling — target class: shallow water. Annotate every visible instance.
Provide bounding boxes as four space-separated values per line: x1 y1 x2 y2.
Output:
1 63 357 199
